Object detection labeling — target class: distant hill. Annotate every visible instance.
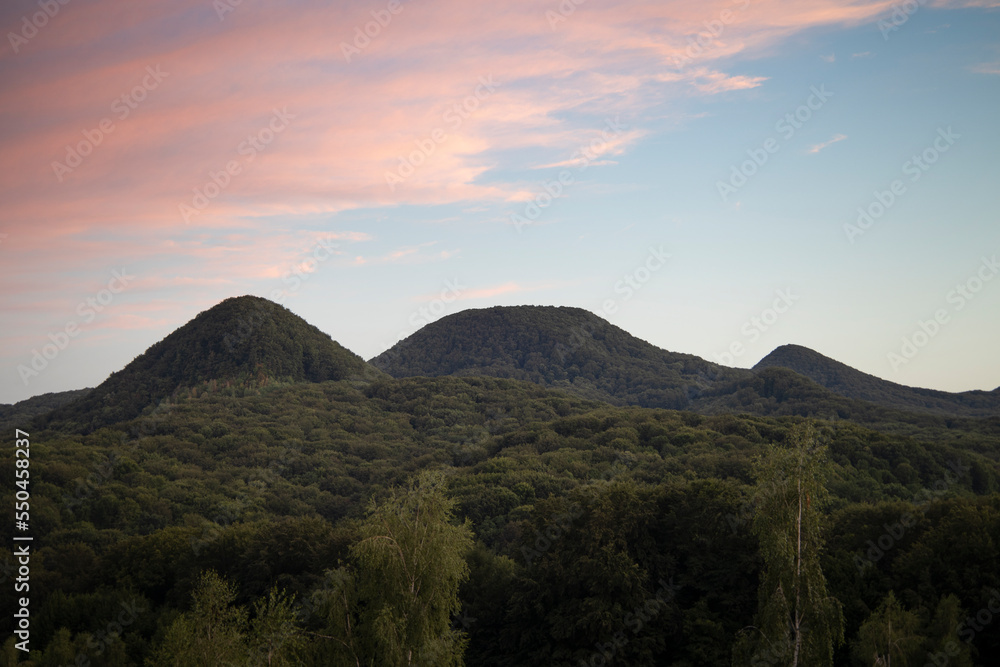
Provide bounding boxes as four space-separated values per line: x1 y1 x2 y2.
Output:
40 295 381 432
0 388 92 428
370 305 749 410
689 365 921 425
10 301 1000 664
754 344 1000 418
27 302 997 433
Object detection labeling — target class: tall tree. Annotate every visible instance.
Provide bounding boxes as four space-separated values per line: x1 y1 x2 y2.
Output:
319 470 475 666
148 571 249 666
734 423 844 666
920 594 972 667
249 586 304 666
852 591 922 666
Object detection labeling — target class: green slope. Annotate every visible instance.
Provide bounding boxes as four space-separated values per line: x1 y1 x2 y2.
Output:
370 305 749 410
39 295 381 432
755 343 1000 417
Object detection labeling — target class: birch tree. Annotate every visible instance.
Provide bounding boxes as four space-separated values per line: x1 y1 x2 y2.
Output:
318 470 474 667
852 591 922 666
734 423 844 666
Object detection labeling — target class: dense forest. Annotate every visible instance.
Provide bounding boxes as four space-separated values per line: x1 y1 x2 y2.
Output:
755 344 1000 418
371 305 1000 419
2 297 998 665
370 305 748 410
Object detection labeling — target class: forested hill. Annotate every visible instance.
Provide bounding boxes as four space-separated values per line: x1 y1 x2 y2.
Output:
371 306 997 421
38 295 381 433
755 344 1000 418
0 388 92 428
5 297 1000 664
369 305 749 410
30 301 996 433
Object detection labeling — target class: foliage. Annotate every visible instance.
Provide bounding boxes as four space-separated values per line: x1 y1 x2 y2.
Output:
370 304 746 410
318 471 473 666
38 295 380 432
734 424 843 666
148 571 249 666
852 591 921 666
3 299 1000 665
756 344 1000 418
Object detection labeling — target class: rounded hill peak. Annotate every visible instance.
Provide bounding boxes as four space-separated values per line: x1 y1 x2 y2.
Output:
43 296 378 431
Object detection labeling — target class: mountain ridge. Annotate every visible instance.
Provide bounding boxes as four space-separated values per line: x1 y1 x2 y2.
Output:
27 299 996 429
755 343 999 418
370 305 751 411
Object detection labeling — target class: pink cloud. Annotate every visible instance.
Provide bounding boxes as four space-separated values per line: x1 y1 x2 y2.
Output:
352 241 457 267
1 0 974 326
972 61 1000 74
445 281 567 301
456 282 528 300
808 133 848 153
410 280 533 302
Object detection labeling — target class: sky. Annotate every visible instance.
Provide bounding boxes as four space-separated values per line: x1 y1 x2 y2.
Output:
1 0 998 404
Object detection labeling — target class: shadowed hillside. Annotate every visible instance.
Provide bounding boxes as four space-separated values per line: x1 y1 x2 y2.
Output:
39 295 381 432
5 298 1000 664
370 305 749 410
755 344 1000 418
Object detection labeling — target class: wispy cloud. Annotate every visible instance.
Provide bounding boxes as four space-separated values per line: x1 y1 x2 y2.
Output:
808 133 848 154
1 0 974 323
691 70 769 94
533 129 646 170
352 242 456 267
972 61 1000 74
452 281 550 301
323 231 374 242
821 53 836 62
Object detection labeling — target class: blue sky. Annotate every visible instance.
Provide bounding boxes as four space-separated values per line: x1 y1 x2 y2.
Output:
1 0 998 403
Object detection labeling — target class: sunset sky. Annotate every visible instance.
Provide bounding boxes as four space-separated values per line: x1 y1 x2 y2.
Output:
1 0 998 403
